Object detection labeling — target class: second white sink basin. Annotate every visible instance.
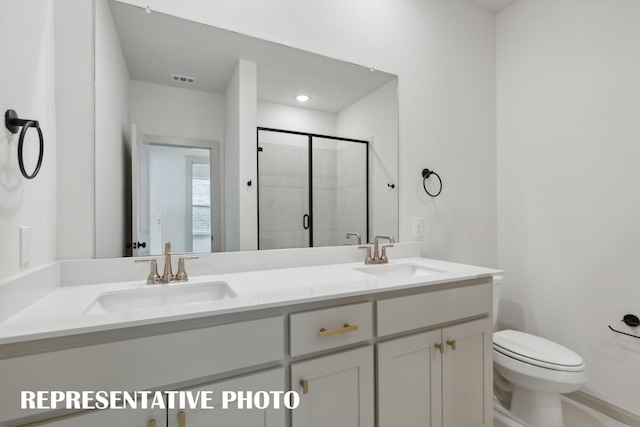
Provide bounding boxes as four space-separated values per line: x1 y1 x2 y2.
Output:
355 263 445 280
83 281 237 315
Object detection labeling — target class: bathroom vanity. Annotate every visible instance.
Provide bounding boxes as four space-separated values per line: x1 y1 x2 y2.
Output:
0 248 498 427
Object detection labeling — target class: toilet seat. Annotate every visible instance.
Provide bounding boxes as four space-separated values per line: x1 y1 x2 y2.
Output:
494 330 585 372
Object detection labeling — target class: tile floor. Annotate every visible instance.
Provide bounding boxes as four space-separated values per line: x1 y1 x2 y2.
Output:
494 397 630 427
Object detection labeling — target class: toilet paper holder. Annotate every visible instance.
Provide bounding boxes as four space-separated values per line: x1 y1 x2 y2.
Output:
608 314 640 339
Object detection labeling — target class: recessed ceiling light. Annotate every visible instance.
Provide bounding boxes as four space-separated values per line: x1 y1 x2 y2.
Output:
296 95 310 103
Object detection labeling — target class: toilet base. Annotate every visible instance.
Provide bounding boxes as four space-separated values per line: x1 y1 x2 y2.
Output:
510 386 564 427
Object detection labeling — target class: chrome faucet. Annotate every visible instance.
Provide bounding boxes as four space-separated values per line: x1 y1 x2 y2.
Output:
135 242 199 284
345 232 361 245
358 235 395 264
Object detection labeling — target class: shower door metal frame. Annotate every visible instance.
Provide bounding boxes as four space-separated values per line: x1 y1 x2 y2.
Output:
256 127 370 250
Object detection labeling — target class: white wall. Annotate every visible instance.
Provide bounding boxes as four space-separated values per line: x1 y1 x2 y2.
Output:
95 0 131 258
118 0 498 267
55 0 95 260
497 0 640 414
224 60 258 251
129 80 225 142
337 79 399 242
0 1 57 282
258 101 337 135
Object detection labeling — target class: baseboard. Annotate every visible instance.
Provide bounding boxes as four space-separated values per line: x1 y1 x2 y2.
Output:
567 390 640 427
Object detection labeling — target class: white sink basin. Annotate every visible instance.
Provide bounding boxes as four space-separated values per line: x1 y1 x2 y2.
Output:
83 281 237 315
355 263 445 280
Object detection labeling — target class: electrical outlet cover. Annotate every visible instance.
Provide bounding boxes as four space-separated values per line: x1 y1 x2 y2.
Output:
19 226 32 266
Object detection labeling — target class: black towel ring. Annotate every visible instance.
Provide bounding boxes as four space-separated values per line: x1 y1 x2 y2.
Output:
422 168 442 197
5 110 44 179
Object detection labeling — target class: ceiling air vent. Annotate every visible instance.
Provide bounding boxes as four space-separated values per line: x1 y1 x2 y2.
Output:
171 74 196 84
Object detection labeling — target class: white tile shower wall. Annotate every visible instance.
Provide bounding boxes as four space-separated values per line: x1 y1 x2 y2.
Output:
258 141 310 249
313 146 339 247
336 143 367 243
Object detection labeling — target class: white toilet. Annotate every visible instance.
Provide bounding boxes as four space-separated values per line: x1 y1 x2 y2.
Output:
492 276 587 427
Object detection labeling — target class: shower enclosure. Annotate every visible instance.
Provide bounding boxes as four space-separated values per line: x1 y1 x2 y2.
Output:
257 128 369 250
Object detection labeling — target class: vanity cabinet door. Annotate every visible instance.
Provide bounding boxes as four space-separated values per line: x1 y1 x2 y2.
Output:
22 408 165 427
441 317 492 427
167 368 285 427
377 330 443 427
291 346 374 427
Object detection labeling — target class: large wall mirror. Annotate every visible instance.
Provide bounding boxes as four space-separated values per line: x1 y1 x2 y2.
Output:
95 0 399 257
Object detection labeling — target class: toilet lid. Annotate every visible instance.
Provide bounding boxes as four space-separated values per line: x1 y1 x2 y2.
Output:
493 330 585 372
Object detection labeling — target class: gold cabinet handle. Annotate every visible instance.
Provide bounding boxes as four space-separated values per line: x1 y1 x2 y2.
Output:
178 411 186 427
299 379 309 394
434 342 444 354
446 339 457 351
318 323 358 337
148 420 156 427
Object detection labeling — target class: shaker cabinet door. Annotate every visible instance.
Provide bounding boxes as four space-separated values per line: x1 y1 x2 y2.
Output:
291 346 374 427
377 330 443 427
167 368 285 427
442 317 493 427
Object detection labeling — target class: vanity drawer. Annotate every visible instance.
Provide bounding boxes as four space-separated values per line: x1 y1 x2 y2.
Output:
377 282 491 337
290 302 373 357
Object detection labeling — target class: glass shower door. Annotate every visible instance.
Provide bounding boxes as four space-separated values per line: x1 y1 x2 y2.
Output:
258 130 310 249
313 137 368 247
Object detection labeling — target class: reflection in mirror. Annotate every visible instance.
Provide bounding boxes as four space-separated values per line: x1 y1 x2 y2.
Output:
257 128 368 250
96 0 399 257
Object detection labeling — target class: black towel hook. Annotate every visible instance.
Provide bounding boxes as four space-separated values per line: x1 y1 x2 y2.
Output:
5 109 44 179
422 168 442 197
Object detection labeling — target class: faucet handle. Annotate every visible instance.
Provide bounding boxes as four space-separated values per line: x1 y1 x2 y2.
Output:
134 258 160 285
174 256 199 282
358 246 375 265
379 244 394 264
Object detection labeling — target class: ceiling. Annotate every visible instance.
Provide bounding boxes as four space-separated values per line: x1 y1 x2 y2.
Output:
109 1 396 114
466 0 518 13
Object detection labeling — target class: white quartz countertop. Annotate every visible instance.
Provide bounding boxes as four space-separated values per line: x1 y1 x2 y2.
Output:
0 257 500 346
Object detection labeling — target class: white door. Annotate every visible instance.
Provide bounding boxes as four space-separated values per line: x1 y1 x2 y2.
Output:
442 318 493 427
377 330 443 427
26 408 165 427
167 368 285 427
131 124 151 256
291 346 374 427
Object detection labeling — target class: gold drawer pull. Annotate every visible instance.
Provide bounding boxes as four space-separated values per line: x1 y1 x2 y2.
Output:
148 420 156 427
178 411 186 427
319 323 358 337
299 379 309 394
446 339 457 351
434 342 444 354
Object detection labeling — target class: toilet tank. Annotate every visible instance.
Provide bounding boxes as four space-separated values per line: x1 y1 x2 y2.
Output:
493 275 503 328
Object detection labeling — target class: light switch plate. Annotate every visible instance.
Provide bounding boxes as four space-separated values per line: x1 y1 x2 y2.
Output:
19 226 32 266
412 218 424 239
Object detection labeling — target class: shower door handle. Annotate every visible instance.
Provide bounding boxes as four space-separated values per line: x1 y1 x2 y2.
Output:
303 214 310 230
